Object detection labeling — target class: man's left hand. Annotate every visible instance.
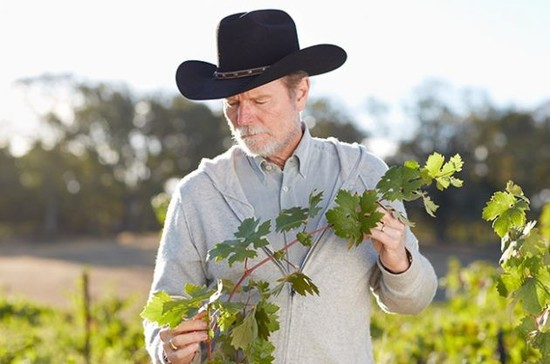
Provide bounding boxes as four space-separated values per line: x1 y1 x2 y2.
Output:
368 207 411 274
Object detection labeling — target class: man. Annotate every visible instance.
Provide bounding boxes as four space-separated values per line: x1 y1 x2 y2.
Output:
144 9 437 364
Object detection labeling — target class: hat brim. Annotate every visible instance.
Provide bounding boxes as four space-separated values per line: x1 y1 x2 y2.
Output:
176 44 347 100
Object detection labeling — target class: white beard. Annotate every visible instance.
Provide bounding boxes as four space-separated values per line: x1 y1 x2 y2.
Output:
231 126 279 157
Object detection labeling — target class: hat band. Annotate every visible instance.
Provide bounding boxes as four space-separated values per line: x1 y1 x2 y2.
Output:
214 65 270 80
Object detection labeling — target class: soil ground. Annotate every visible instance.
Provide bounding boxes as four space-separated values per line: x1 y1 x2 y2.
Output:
0 234 502 310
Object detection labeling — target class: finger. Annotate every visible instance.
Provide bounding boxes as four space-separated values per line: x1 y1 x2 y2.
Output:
172 317 208 334
159 326 171 341
193 310 207 320
167 342 201 363
377 223 403 239
370 226 405 251
170 330 209 349
376 206 405 228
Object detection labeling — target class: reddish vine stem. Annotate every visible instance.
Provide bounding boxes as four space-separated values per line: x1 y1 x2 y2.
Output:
206 305 212 360
227 225 331 302
205 225 331 359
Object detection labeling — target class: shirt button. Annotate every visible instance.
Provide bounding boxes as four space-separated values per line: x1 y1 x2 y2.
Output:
264 164 273 171
282 186 289 192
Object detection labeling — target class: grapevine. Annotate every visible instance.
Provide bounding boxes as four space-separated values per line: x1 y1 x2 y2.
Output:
482 181 550 362
141 152 463 363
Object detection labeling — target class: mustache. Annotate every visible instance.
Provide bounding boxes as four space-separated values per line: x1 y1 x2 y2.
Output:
234 126 272 138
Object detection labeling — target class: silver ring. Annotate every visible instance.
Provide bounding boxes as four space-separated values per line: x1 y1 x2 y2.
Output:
169 338 178 351
380 224 385 232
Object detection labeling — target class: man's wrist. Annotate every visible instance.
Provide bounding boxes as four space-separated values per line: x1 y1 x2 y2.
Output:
380 249 412 274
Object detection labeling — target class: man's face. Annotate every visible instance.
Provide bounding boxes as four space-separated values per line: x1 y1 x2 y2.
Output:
223 77 309 163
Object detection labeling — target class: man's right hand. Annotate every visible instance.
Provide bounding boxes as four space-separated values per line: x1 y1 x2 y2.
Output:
158 313 208 364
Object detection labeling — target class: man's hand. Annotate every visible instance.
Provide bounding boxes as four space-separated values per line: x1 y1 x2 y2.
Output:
368 207 411 274
159 312 208 364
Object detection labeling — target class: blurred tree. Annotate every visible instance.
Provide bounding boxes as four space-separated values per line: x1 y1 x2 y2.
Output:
0 146 29 235
472 109 550 214
4 75 548 240
10 75 228 235
395 80 550 243
395 80 474 241
305 97 367 143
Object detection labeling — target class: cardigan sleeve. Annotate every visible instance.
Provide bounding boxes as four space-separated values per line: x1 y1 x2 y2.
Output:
368 225 438 315
143 185 209 363
356 149 438 314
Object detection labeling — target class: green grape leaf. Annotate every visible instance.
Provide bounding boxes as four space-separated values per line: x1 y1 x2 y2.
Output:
424 152 445 178
277 272 319 296
308 189 324 219
272 249 286 262
326 190 384 248
421 193 439 217
359 189 379 214
296 231 313 247
506 180 525 196
376 165 423 201
521 225 548 257
185 282 217 303
215 301 244 333
496 204 529 238
449 176 464 188
181 282 223 319
140 283 219 328
540 203 550 239
231 309 258 350
208 239 258 267
496 271 522 298
255 300 280 341
140 291 181 327
517 315 537 337
382 205 414 227
357 190 385 247
275 207 308 232
244 279 272 300
443 154 464 175
518 277 543 314
155 300 191 328
326 190 362 245
220 278 238 296
482 191 517 221
246 338 276 364
533 331 550 363
326 190 385 248
235 218 272 248
424 153 464 191
404 159 420 169
207 218 271 267
482 190 529 238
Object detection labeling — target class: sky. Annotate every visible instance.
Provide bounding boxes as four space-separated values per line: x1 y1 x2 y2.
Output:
1 0 549 156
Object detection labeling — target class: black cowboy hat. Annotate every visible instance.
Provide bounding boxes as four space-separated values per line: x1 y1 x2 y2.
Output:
176 9 347 100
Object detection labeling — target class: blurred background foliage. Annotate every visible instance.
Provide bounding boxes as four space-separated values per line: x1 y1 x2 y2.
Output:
0 259 541 363
0 74 548 243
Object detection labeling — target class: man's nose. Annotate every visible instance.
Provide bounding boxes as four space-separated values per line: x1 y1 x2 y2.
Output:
235 103 253 127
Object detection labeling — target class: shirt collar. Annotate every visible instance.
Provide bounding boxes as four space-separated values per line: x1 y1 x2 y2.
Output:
245 122 313 178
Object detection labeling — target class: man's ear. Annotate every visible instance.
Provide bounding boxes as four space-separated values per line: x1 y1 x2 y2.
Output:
296 77 310 112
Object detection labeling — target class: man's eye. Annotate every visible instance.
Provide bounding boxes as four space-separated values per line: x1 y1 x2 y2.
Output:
226 101 238 108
